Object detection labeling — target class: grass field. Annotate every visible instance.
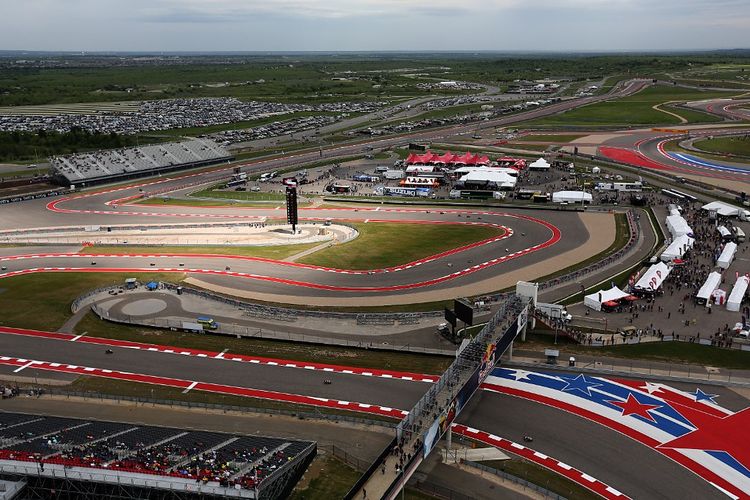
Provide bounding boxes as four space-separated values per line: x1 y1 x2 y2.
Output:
80 242 322 260
75 312 452 374
525 332 750 369
694 135 750 156
482 459 601 500
523 85 737 127
290 455 433 500
0 272 185 331
189 187 288 202
137 197 286 208
298 222 504 270
515 134 586 142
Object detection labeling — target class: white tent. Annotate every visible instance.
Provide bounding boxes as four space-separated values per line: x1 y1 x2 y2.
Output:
453 166 518 177
727 276 750 312
718 242 738 270
717 225 733 240
552 191 592 204
529 158 550 171
405 165 435 174
666 214 693 238
459 170 517 190
702 201 746 218
660 234 694 262
696 271 722 305
584 286 630 311
634 262 671 292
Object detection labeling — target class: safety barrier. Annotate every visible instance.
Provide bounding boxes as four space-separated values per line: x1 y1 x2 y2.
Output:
462 460 568 500
89 303 455 356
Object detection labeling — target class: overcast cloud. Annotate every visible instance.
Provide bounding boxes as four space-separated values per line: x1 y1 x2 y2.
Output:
0 0 746 52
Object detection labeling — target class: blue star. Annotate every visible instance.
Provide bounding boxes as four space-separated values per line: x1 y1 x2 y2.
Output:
693 388 719 404
561 374 602 397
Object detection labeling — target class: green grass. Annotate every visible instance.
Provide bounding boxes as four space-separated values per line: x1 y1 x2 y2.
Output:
523 332 750 369
80 242 323 260
75 312 452 374
661 105 726 124
290 455 362 500
500 143 552 152
523 85 738 127
290 455 434 500
0 167 49 178
515 134 586 143
694 135 750 156
483 459 600 500
298 222 504 270
189 188 288 202
0 272 184 331
137 197 286 208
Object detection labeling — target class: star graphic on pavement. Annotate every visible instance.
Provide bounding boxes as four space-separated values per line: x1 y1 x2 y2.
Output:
561 374 602 397
642 382 663 395
511 369 533 382
693 388 719 404
660 405 750 471
608 393 661 422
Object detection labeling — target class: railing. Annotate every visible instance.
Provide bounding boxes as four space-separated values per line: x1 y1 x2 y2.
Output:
462 460 568 500
0 460 256 498
538 209 640 293
160 282 442 323
89 298 454 356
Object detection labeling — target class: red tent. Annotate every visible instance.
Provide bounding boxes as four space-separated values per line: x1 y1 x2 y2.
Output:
476 155 490 165
406 153 421 164
436 152 456 164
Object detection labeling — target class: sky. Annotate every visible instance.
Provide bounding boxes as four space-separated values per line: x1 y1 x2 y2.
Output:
0 0 748 52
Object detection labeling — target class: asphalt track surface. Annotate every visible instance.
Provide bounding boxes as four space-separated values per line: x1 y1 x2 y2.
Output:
0 176 592 302
0 79 653 301
0 325 740 499
591 96 750 187
0 328 426 415
2 78 743 495
457 390 724 500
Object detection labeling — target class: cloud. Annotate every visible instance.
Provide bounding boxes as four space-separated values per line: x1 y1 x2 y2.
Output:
140 0 627 22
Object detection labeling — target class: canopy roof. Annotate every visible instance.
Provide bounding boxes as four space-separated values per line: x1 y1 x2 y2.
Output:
634 262 671 291
406 150 490 166
702 201 745 217
529 158 550 169
660 234 695 262
666 214 693 238
552 191 593 203
697 271 723 300
728 276 750 312
584 286 630 311
459 170 517 188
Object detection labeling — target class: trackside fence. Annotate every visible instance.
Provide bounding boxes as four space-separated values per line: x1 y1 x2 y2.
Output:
0 383 397 430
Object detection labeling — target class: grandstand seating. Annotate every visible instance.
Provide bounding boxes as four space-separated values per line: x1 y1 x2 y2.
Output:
50 138 232 185
0 412 314 493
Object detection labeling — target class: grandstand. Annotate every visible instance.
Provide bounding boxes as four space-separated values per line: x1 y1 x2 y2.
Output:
49 138 233 186
0 412 315 499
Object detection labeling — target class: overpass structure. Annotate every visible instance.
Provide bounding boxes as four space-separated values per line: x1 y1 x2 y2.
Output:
345 294 530 500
